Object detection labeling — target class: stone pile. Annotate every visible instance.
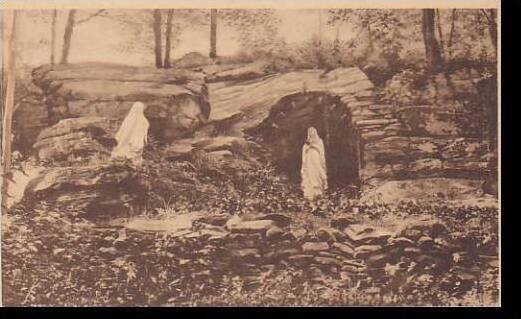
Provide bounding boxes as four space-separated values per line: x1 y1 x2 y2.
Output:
108 212 495 292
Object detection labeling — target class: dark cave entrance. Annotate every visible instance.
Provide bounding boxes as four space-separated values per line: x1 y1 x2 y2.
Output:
249 92 361 188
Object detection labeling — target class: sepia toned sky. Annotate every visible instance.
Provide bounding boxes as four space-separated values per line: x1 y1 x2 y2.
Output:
11 9 355 67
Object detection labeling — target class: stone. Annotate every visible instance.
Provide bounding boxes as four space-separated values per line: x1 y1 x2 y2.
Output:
302 242 330 252
288 254 315 266
317 227 347 242
197 214 230 226
344 224 393 245
254 213 292 228
98 247 118 256
224 215 243 230
264 248 300 261
418 236 434 250
174 51 214 69
354 245 382 259
332 242 355 257
317 251 339 259
409 158 443 174
265 226 284 240
313 256 342 267
199 228 228 240
170 229 194 238
399 215 448 238
361 178 486 206
290 228 308 240
402 229 423 241
228 219 275 234
33 63 210 143
205 59 273 83
23 163 148 220
226 233 263 248
403 247 422 256
208 67 374 130
366 253 389 268
387 236 415 247
341 260 366 272
230 248 261 260
33 117 120 163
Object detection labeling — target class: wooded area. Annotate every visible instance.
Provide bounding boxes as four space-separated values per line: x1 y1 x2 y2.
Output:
1 7 499 307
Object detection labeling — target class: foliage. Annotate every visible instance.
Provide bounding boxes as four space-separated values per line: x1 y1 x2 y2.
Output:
2 196 498 306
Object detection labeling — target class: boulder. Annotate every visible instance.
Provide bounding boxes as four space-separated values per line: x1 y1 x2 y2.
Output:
32 63 210 143
23 163 147 221
33 117 119 163
208 67 374 131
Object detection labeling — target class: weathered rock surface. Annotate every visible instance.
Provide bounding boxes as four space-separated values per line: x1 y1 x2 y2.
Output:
33 117 119 162
207 67 374 131
360 178 496 206
23 163 148 220
25 62 496 204
32 63 210 143
99 211 496 300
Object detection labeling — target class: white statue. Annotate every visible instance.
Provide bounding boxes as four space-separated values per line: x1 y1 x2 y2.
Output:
301 127 328 200
111 101 149 165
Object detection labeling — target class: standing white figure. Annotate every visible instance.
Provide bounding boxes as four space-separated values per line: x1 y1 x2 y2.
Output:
301 127 328 200
111 101 149 165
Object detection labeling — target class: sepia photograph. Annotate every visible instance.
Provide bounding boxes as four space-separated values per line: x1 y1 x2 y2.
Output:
0 0 499 307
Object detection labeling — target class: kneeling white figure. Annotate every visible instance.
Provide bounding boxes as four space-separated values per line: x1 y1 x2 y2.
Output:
111 101 150 165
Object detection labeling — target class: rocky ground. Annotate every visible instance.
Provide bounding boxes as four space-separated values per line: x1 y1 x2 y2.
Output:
3 61 498 306
2 158 498 306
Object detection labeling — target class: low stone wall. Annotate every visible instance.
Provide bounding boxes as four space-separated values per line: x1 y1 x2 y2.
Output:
108 211 496 292
351 103 492 199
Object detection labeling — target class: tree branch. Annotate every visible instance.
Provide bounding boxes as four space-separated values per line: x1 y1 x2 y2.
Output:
76 9 106 25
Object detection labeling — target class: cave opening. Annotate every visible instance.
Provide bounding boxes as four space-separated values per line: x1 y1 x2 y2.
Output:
249 92 361 189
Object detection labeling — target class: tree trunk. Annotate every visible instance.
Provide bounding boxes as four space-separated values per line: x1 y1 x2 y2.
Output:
60 9 76 65
487 9 497 52
209 9 217 59
153 9 163 68
51 9 57 65
2 10 18 212
447 9 457 59
164 9 174 68
421 9 443 71
435 9 445 56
